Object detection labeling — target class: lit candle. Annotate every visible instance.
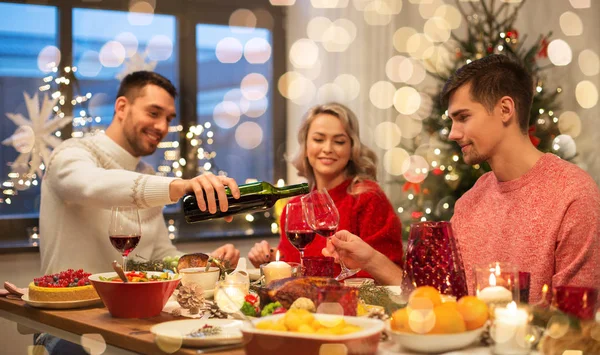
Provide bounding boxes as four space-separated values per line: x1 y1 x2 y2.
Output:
262 251 292 284
493 301 530 355
477 273 513 305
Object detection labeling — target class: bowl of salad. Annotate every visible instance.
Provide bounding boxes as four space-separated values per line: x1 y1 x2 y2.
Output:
89 271 181 318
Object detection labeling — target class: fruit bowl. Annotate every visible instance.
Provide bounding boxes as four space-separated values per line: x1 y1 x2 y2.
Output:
89 271 181 318
385 320 485 353
241 313 384 355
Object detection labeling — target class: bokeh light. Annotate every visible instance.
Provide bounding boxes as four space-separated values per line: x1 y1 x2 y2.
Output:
424 17 451 43
559 11 583 36
393 27 418 53
241 73 269 101
552 134 577 160
213 101 241 129
383 147 410 175
270 0 296 5
407 33 435 60
215 37 244 64
244 37 272 64
386 55 414 83
290 39 319 68
364 1 392 26
317 83 346 103
422 45 452 76
307 17 332 42
229 9 257 33
322 21 354 52
235 121 263 149
37 46 61 73
569 0 590 8
419 0 445 19
406 58 428 85
77 50 102 77
578 49 599 76
99 41 126 67
278 72 316 105
547 39 572 66
334 74 361 101
403 155 429 183
557 111 582 138
254 9 275 30
575 80 598 108
434 5 462 29
374 122 402 150
394 86 422 115
352 0 372 11
369 81 397 109
245 96 269 118
80 333 107 355
224 88 250 114
416 93 434 118
147 35 173 61
396 114 424 139
115 32 139 58
375 0 403 15
127 1 154 26
311 0 349 8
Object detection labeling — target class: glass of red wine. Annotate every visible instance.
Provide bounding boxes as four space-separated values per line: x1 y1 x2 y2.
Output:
108 206 141 272
285 200 316 269
301 189 360 281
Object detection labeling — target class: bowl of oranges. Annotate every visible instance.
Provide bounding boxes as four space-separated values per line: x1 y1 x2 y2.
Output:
386 286 488 353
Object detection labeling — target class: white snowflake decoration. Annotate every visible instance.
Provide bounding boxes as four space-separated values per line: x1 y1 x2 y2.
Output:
115 52 158 81
2 92 72 188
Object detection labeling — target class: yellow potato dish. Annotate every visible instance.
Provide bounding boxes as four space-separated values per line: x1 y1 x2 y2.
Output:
256 309 362 335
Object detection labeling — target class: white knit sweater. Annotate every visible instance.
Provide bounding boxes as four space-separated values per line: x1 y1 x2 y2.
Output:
40 133 180 274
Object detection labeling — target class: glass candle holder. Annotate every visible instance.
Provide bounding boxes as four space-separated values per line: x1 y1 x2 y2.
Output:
213 279 249 314
260 260 292 285
474 262 519 307
552 285 598 320
518 272 531 304
316 285 358 316
491 301 533 355
302 256 334 277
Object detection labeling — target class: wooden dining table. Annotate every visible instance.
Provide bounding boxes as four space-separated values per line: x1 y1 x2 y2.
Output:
0 296 245 355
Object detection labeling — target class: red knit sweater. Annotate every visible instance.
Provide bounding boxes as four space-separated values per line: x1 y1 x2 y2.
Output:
451 154 600 303
277 178 404 279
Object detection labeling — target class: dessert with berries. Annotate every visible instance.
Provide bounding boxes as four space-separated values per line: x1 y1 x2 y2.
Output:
29 269 99 302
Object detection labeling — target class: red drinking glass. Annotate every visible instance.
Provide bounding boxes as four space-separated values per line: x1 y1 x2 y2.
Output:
316 285 358 316
403 221 468 299
302 256 335 277
552 285 598 320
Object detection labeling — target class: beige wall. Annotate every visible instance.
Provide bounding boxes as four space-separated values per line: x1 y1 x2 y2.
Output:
0 236 278 354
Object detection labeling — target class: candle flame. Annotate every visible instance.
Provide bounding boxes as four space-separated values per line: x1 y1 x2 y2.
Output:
542 284 548 293
275 250 280 262
489 273 497 286
495 263 501 276
507 301 517 311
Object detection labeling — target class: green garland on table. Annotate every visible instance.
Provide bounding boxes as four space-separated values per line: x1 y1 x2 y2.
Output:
358 283 405 315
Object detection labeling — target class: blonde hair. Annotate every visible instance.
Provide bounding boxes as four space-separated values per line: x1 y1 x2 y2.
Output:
291 102 378 193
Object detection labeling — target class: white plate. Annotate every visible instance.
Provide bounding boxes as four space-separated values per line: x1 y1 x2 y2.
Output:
247 268 261 281
21 294 103 310
385 320 484 353
151 319 243 347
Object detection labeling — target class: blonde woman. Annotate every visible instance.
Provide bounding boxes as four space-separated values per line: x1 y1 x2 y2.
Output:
248 103 403 279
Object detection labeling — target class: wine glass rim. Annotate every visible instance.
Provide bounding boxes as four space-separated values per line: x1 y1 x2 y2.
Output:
410 221 451 228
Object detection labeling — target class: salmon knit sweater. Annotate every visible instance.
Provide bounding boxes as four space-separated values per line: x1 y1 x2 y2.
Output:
451 154 600 303
277 179 404 279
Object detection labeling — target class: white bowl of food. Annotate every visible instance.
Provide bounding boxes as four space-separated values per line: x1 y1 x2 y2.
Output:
241 310 384 355
385 320 484 353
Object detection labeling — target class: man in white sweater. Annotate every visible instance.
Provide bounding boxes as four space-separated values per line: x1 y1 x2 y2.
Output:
40 71 240 275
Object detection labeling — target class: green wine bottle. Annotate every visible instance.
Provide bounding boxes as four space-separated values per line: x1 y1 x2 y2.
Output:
182 181 309 223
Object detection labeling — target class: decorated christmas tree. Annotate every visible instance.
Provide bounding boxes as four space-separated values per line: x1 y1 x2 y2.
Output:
395 0 577 237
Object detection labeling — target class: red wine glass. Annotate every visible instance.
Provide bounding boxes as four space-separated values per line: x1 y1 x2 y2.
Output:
302 189 360 281
285 200 316 268
108 206 141 272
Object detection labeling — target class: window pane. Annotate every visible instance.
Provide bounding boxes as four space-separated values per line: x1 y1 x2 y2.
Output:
72 8 180 177
0 3 57 215
196 24 273 182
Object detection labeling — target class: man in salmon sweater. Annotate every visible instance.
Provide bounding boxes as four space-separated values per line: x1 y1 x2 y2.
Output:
324 55 599 304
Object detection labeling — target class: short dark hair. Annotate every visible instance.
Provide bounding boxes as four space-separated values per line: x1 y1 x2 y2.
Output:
116 71 177 103
441 54 534 133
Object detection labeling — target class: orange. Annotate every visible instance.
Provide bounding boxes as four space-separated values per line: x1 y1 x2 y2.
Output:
408 286 442 310
456 296 489 330
390 308 412 333
429 305 466 334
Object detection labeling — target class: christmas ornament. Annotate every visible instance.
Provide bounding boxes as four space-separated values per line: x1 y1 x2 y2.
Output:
552 135 577 160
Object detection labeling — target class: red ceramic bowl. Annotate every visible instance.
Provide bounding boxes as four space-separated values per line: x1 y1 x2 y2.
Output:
89 271 181 318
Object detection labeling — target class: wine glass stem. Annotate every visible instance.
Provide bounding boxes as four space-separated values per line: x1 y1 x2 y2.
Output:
122 255 127 273
299 249 305 268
